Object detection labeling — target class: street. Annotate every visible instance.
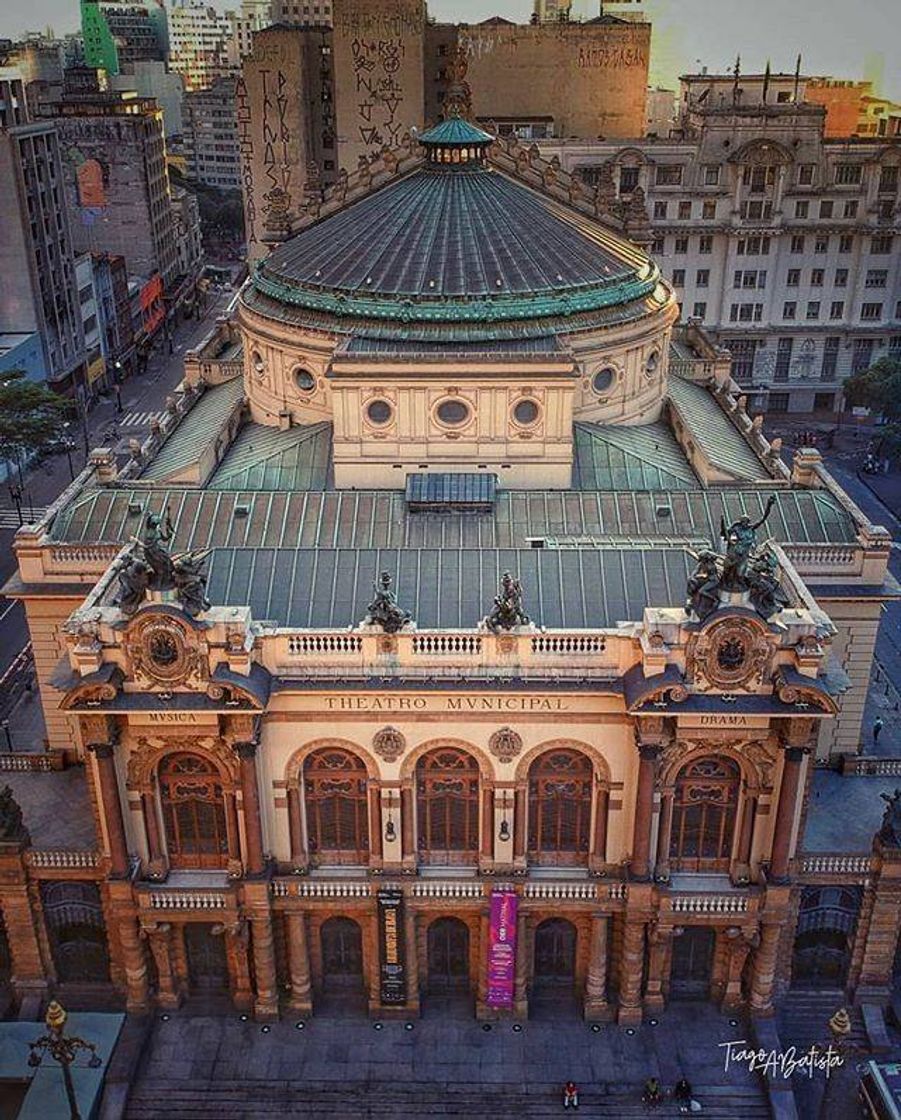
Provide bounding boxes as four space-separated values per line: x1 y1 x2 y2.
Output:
0 288 235 700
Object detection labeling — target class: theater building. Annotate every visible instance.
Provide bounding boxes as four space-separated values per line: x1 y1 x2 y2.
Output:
1 118 897 1026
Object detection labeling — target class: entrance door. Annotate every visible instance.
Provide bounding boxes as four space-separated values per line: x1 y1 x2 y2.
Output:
670 927 715 999
427 918 469 990
320 917 364 990
533 919 576 986
40 882 111 984
184 923 229 991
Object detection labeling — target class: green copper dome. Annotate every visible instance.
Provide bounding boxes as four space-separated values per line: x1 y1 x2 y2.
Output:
416 117 494 147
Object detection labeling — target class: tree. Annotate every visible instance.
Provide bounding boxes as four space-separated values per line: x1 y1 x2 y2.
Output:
0 371 73 484
843 356 901 423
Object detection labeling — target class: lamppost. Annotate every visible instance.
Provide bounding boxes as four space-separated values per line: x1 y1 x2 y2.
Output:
1 720 12 752
7 483 22 527
817 1006 851 1119
61 436 76 481
27 1000 102 1120
113 361 123 413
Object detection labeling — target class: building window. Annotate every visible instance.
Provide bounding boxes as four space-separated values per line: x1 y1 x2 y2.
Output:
674 237 689 254
651 236 665 255
871 235 892 254
159 753 228 870
592 368 616 394
814 392 836 412
783 301 797 320
655 164 683 186
790 235 805 254
795 201 809 219
852 339 874 373
819 200 833 219
814 236 829 254
830 301 844 320
527 749 593 867
678 200 691 220
838 235 853 254
742 165 777 192
435 399 471 426
843 200 858 219
698 235 713 254
774 337 794 381
513 398 540 426
878 166 898 194
304 747 369 864
703 165 720 185
294 368 316 392
669 757 740 872
787 268 801 287
654 200 668 220
696 269 709 287
619 166 639 194
798 164 815 186
866 269 888 288
835 268 848 287
366 399 393 425
741 199 773 221
861 303 883 321
702 200 716 220
769 392 790 412
417 748 479 865
672 269 685 286
811 269 824 287
806 301 821 320
693 302 707 319
834 163 863 185
821 337 840 380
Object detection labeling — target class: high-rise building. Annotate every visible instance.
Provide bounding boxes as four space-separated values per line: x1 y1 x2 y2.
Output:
81 0 121 75
0 73 86 390
167 2 237 91
43 69 179 289
99 1 169 67
109 59 184 137
183 77 241 188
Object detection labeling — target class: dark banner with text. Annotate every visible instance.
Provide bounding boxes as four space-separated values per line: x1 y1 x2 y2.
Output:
377 888 406 1004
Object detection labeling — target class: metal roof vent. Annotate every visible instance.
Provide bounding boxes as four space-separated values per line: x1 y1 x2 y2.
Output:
405 473 497 512
656 505 672 518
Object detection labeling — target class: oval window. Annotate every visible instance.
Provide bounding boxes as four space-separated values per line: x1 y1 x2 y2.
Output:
366 399 393 425
645 350 660 376
295 368 315 392
436 399 470 426
592 367 615 394
252 350 265 373
513 399 539 425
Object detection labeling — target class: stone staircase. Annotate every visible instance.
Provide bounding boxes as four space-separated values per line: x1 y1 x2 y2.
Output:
124 1079 770 1118
777 990 869 1053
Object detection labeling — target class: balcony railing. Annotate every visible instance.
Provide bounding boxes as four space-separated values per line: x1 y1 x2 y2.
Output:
26 849 102 870
799 854 872 876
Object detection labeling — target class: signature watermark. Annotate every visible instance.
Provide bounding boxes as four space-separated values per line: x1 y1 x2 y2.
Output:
719 1040 844 1080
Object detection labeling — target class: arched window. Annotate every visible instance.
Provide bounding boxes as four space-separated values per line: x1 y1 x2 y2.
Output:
669 757 740 872
159 753 228 870
416 748 479 865
303 748 369 864
528 749 593 866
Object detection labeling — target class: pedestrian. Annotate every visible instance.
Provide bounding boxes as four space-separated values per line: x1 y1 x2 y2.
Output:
674 1077 694 1114
642 1077 662 1109
562 1080 579 1109
874 717 884 746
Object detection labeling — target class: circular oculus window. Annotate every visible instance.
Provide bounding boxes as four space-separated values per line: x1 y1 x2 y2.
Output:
252 350 265 373
645 350 661 376
366 399 393 425
592 367 616 394
294 368 315 392
436 399 470 426
513 399 540 425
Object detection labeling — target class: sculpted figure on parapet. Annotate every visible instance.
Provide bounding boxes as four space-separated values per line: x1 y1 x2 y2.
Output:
365 571 412 634
485 571 530 632
113 505 211 619
879 789 901 848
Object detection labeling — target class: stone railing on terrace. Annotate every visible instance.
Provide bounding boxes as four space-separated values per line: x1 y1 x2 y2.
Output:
798 853 872 878
26 849 103 871
0 751 65 772
270 878 628 903
43 543 121 579
662 893 754 916
268 627 620 680
840 755 901 776
183 316 244 389
781 543 863 577
145 889 230 910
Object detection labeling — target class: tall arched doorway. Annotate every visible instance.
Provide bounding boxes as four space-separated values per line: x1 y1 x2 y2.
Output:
159 753 229 869
427 917 470 991
184 923 229 992
40 881 110 984
792 886 861 989
528 749 593 867
320 917 364 992
670 927 716 999
669 757 740 872
416 747 479 866
533 918 577 986
303 747 369 865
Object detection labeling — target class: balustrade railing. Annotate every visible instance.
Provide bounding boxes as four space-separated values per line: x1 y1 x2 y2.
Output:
668 895 749 915
27 849 102 869
411 881 483 899
148 890 229 910
286 634 362 656
412 634 482 656
799 854 872 876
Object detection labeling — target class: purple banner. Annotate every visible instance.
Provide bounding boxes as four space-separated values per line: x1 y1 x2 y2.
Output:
486 888 518 1009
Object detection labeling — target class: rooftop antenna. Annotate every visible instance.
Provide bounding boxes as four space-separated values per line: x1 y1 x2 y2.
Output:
793 53 802 102
732 55 741 105
762 59 771 104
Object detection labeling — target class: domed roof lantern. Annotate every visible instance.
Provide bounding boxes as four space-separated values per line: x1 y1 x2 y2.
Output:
417 108 494 166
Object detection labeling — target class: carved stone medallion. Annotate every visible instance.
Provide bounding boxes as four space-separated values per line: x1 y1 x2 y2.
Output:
488 727 523 763
125 613 203 688
372 726 406 763
688 617 772 691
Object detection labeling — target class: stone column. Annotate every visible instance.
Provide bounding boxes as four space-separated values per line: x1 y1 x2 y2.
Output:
476 908 490 1018
250 910 279 1020
146 924 179 1009
737 793 757 866
117 911 150 1013
236 741 265 877
722 929 754 1010
285 912 312 1015
655 792 674 878
88 740 129 878
513 908 529 1019
142 785 165 867
631 744 660 881
368 783 383 865
644 924 672 1010
770 747 805 882
287 786 307 869
220 922 253 1011
749 920 781 1015
405 906 420 1012
480 786 494 863
583 912 609 1021
401 782 416 869
618 919 646 1025
224 792 241 864
513 783 528 868
2 879 48 1009
592 786 609 868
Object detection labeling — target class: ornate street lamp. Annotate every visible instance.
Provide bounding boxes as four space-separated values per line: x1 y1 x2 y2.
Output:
817 1006 851 1119
28 1000 102 1120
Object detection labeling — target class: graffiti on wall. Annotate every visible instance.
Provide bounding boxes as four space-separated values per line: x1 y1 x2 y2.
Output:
235 76 256 245
351 37 408 151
